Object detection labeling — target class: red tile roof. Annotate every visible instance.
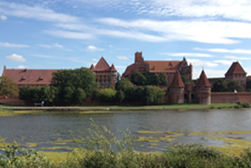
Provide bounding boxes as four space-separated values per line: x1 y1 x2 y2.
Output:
91 57 116 72
123 64 135 76
169 71 185 88
146 61 181 73
196 70 211 87
3 68 57 86
225 62 246 75
110 64 116 71
94 57 111 71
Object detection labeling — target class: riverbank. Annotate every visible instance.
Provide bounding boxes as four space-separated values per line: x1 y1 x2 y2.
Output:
0 103 238 115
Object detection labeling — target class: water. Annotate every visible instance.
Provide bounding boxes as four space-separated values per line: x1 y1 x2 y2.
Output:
1 109 251 152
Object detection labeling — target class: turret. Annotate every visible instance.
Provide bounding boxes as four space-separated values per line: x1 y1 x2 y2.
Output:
195 70 211 105
169 71 185 104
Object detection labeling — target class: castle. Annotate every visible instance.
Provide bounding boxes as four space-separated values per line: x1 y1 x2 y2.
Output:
2 51 251 105
2 57 117 89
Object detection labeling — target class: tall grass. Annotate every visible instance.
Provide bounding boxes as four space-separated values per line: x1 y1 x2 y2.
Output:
1 119 251 167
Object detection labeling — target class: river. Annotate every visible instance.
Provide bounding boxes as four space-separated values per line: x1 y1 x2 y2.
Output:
1 109 251 152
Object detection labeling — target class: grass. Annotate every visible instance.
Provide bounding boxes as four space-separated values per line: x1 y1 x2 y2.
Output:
0 103 240 116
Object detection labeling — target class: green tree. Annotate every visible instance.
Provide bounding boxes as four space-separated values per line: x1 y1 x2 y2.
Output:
75 88 86 104
51 67 98 96
142 86 154 105
246 79 251 91
131 72 147 85
159 73 168 86
62 86 74 102
0 76 19 97
51 67 98 103
142 86 165 105
212 79 228 92
19 85 30 101
115 90 125 103
91 89 100 103
227 80 244 92
124 86 136 101
99 88 116 102
115 77 134 92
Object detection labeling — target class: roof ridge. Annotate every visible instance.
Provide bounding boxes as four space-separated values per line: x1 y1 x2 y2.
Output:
196 70 211 87
169 71 185 88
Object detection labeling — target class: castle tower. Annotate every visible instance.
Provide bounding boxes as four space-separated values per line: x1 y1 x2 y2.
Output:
169 71 185 104
135 52 144 63
195 70 211 105
225 61 246 89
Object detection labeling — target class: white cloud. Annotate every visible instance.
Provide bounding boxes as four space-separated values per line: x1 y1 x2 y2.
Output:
38 43 63 48
193 68 226 79
0 15 7 20
194 48 251 54
167 53 213 57
98 18 251 44
214 60 234 66
87 45 103 51
117 56 128 60
0 42 29 48
224 56 251 60
187 59 218 67
0 2 79 23
92 58 98 62
45 30 94 39
17 65 26 69
81 0 251 22
6 54 26 62
33 54 56 58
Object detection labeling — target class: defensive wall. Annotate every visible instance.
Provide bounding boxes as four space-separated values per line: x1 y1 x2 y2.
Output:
211 92 251 103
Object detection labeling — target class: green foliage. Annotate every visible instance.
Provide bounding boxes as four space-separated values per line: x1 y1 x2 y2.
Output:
0 143 50 168
115 77 134 92
236 101 251 108
159 73 168 86
0 76 19 97
246 79 251 91
91 89 100 103
131 72 147 86
99 88 116 102
227 80 244 92
142 86 165 105
75 88 86 104
124 86 136 101
62 86 74 102
51 67 98 98
116 90 125 103
212 79 228 92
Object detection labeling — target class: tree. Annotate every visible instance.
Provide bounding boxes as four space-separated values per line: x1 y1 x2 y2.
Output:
75 88 86 104
212 79 228 92
99 88 116 102
131 72 147 85
51 67 98 96
246 79 251 91
0 76 19 97
142 86 165 105
51 67 98 103
159 73 168 86
227 80 244 92
115 77 134 92
116 90 125 103
62 86 74 102
91 89 100 103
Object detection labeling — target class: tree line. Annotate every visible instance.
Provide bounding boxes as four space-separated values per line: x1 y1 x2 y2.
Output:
16 68 166 105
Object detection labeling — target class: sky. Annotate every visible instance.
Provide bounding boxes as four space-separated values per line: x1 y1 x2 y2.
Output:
1 0 251 79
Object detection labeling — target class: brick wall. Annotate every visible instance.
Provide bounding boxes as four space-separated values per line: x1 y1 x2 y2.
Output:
211 92 251 103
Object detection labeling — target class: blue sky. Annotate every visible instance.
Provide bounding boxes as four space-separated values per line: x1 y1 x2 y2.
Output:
1 0 251 79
